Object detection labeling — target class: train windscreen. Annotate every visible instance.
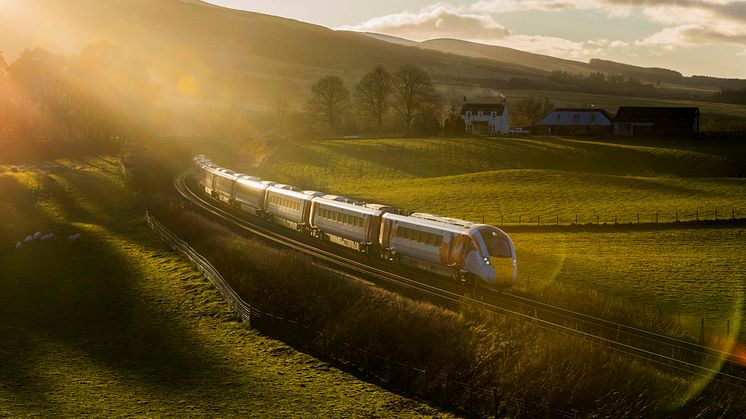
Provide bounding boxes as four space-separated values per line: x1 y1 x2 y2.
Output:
482 230 512 258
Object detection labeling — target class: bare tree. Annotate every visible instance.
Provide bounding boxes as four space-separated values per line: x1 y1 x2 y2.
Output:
305 75 349 132
392 64 438 134
354 65 392 131
512 97 554 127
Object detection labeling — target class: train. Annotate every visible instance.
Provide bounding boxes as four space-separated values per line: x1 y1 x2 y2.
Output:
194 155 517 287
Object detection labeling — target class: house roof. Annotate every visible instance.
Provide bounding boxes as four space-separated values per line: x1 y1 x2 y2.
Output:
460 103 506 115
615 107 700 122
537 108 614 126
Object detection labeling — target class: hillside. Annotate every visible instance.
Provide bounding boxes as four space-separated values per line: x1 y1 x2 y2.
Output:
251 136 746 337
0 157 445 416
0 0 544 99
4 0 743 103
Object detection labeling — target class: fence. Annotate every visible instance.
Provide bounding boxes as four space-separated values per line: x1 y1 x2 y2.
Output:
440 207 744 228
145 210 585 417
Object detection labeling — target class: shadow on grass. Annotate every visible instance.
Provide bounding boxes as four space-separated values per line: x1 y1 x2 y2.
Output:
0 169 263 411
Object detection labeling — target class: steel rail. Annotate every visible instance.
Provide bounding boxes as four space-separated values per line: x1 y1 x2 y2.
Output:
173 169 746 386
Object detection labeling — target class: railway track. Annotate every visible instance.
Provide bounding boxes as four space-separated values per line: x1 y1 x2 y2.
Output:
173 169 746 387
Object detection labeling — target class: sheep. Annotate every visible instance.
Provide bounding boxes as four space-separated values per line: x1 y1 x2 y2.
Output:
33 232 42 240
16 241 23 250
68 233 81 242
25 235 33 243
41 233 55 241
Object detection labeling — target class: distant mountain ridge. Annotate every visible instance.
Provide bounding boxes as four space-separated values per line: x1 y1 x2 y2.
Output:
367 35 746 88
1 0 743 104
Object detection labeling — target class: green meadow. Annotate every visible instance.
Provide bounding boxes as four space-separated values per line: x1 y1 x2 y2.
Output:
0 159 444 416
253 136 746 337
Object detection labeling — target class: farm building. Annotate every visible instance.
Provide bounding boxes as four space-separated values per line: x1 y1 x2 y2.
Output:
535 108 614 135
460 101 510 135
613 107 700 137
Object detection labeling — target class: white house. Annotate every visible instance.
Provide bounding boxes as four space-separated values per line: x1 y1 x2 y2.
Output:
460 100 509 135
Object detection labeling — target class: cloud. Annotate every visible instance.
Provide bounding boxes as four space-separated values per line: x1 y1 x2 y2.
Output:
338 4 509 42
340 0 746 66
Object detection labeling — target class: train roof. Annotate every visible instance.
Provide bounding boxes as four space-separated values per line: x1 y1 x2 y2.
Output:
236 175 266 188
215 168 240 180
410 213 479 228
383 212 478 235
363 203 398 213
267 184 316 200
313 196 385 216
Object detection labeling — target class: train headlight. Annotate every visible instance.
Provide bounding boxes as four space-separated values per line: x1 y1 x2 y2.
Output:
483 257 491 265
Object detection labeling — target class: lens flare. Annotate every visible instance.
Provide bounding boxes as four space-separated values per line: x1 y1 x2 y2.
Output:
178 75 200 96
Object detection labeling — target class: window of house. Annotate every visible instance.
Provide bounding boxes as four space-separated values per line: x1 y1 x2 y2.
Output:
466 111 472 118
491 111 497 118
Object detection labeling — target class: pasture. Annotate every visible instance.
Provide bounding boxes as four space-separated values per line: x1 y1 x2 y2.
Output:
253 136 746 338
0 158 443 416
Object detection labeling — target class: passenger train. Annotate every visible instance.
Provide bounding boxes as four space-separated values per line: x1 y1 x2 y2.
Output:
194 156 517 287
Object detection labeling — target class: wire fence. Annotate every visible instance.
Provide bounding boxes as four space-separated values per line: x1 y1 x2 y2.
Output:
445 207 745 228
145 210 587 418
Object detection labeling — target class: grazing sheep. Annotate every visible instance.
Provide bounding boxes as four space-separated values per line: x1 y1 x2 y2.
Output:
41 233 55 241
16 242 23 250
25 235 33 243
33 232 42 240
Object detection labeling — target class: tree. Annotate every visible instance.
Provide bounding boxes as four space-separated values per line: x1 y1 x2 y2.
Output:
511 97 554 127
392 64 439 134
354 65 392 131
305 75 349 132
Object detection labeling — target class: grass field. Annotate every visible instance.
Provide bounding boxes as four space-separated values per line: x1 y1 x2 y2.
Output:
0 158 445 416
248 136 746 338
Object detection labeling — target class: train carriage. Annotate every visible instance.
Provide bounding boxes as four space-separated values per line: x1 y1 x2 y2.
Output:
212 169 240 205
265 185 322 232
380 213 516 285
196 160 222 197
309 197 392 254
234 175 271 216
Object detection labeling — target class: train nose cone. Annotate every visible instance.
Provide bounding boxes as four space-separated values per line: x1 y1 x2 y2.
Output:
490 257 516 285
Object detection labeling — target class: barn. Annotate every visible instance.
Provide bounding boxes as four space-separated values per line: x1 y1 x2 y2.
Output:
535 108 614 135
613 107 700 137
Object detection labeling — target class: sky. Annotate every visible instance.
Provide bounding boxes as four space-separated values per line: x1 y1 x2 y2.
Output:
206 0 746 78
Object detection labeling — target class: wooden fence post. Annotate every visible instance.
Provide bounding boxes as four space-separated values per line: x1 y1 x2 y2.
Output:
537 215 541 225
701 317 705 344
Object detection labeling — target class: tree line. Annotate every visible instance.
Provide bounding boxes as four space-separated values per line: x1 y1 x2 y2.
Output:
303 64 442 136
0 45 156 145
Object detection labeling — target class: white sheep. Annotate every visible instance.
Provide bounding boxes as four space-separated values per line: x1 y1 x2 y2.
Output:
25 235 33 243
16 241 23 250
41 233 55 241
33 232 42 240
